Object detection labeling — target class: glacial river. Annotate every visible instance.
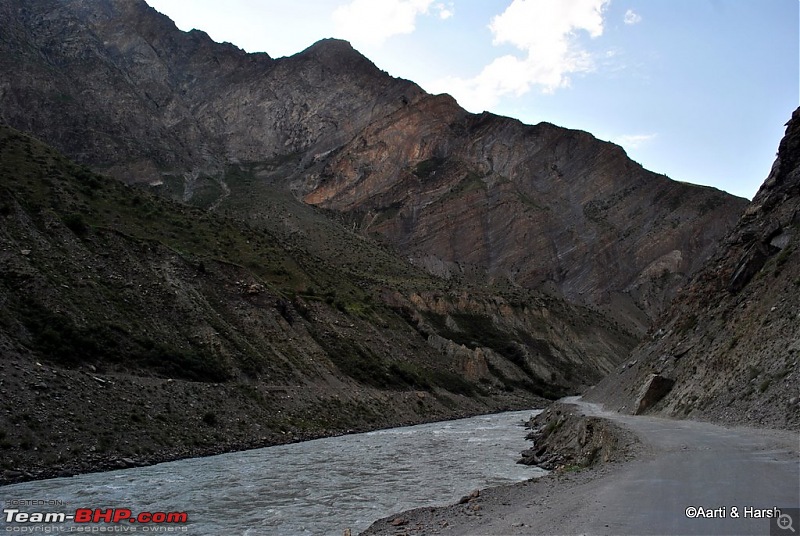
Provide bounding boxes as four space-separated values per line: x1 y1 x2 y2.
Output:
0 409 545 535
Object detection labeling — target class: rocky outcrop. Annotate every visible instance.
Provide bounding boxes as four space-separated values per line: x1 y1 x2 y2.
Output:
518 403 639 470
392 290 637 394
585 108 800 430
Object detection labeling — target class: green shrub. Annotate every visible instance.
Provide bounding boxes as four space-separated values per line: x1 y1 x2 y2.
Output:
63 213 88 236
758 378 771 393
413 157 447 179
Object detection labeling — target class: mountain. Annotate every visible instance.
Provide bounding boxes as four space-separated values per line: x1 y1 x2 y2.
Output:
0 0 420 180
302 96 743 327
0 0 747 331
0 0 754 481
0 122 637 483
585 107 800 430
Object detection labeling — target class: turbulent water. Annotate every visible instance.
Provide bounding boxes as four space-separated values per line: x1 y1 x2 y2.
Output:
1 409 545 535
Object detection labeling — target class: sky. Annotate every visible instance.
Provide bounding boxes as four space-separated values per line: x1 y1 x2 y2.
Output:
145 0 799 199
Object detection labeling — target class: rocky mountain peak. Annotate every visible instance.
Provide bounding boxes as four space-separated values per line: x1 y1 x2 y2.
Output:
298 37 363 62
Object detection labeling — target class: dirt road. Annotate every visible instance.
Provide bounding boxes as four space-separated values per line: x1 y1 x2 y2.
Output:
363 398 799 535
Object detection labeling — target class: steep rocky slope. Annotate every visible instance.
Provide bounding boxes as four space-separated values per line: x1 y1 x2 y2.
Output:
0 0 747 330
0 126 636 483
302 94 745 325
586 108 800 430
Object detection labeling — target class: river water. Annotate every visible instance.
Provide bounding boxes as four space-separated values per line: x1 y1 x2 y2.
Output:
1 409 545 535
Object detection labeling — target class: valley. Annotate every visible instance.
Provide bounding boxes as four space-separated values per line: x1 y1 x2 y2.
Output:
0 8 797 535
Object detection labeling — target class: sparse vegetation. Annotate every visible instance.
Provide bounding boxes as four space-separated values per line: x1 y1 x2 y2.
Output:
437 171 487 204
747 366 762 381
677 314 698 335
413 157 447 179
18 298 230 381
774 246 793 275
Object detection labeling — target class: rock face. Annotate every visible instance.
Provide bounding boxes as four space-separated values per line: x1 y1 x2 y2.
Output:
0 0 746 329
586 108 800 430
303 96 746 325
634 374 675 415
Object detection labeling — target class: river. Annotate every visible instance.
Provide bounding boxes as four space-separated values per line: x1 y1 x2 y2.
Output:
0 409 545 535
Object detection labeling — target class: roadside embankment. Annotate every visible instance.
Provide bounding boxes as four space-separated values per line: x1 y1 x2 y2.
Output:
517 401 641 470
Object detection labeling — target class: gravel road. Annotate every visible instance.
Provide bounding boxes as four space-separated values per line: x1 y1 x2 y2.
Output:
363 397 799 535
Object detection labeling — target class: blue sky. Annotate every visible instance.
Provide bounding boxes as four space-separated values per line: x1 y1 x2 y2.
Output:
145 0 798 199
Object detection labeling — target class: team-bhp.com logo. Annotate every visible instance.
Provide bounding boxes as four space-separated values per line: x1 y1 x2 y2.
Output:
4 508 188 524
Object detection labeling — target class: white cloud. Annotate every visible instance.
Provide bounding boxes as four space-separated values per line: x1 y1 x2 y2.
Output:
614 133 657 149
434 2 454 20
624 9 642 25
428 0 610 112
332 0 435 47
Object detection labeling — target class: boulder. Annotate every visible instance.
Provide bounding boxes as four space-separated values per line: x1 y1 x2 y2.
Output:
634 374 675 415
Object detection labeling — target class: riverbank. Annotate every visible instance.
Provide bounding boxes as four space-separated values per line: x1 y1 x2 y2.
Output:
361 399 799 535
0 355 549 486
360 460 634 536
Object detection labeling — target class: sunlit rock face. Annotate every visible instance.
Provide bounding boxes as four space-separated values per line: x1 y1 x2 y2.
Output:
304 94 746 324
